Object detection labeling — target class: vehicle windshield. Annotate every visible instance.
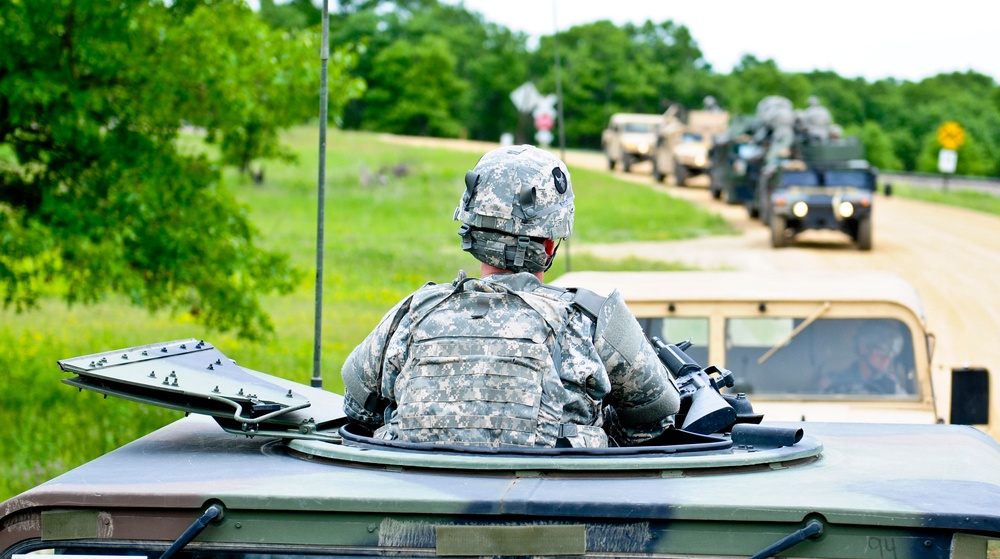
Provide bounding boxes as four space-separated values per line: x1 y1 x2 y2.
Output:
640 317 919 398
623 122 654 133
682 132 704 142
781 170 820 187
824 169 875 189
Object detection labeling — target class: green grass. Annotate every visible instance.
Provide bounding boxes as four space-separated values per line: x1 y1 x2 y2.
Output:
891 183 1000 216
0 126 734 501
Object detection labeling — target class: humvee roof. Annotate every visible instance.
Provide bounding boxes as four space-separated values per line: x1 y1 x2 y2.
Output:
551 270 925 320
608 113 664 124
3 415 999 557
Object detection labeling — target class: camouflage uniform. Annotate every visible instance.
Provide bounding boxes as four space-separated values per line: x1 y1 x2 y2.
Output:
342 271 679 448
342 145 679 448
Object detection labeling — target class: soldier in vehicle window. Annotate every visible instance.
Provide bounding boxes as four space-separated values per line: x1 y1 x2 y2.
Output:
820 321 908 395
341 145 680 448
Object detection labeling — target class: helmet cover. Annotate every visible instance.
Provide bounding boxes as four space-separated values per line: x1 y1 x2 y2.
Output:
454 145 574 272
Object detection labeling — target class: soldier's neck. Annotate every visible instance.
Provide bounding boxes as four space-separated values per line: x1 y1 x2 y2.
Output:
481 263 544 282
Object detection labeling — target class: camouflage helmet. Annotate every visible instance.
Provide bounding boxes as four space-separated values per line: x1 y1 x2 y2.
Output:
855 321 904 357
454 145 574 273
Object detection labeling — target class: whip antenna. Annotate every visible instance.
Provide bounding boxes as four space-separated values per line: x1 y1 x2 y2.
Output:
311 0 331 389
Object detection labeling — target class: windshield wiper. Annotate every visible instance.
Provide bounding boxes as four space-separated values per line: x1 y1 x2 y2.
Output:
749 519 824 559
757 302 831 365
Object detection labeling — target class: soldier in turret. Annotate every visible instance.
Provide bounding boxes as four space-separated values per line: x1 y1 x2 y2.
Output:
342 145 680 448
800 96 834 143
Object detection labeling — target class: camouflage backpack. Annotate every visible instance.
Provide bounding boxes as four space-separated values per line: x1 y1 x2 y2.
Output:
390 276 585 448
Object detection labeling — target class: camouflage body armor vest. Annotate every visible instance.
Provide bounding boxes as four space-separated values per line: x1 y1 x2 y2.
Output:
391 277 579 447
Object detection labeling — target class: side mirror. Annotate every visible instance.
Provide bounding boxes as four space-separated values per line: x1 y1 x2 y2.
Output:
950 367 990 425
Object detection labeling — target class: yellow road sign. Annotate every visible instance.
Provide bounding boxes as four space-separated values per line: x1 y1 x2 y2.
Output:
937 121 965 150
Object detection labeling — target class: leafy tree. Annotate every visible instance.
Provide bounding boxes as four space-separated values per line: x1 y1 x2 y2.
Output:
845 121 902 171
258 0 321 30
722 56 811 114
362 35 468 137
167 3 363 175
0 0 358 339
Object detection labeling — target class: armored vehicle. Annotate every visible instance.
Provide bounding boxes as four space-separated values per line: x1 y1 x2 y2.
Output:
652 109 730 186
766 139 878 250
552 270 994 439
601 113 661 172
3 337 1000 559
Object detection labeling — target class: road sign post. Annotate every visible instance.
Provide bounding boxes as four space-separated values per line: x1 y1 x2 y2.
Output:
936 122 964 192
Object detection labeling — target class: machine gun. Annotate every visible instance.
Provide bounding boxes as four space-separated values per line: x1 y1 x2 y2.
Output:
651 337 760 435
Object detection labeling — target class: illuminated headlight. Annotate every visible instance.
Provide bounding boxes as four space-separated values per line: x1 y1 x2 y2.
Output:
838 201 855 218
792 201 809 218
637 144 649 154
694 155 706 166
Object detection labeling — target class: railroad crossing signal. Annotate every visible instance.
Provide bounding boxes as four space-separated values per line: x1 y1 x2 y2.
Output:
937 121 965 150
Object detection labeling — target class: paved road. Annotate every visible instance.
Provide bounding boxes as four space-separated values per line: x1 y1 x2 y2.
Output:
385 135 1000 426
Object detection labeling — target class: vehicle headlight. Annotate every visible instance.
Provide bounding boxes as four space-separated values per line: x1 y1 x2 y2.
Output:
838 201 855 218
792 201 809 218
637 144 649 154
694 155 706 166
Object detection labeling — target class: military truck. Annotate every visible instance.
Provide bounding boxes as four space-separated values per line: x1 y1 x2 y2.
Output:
767 138 878 250
652 108 729 186
600 112 661 172
552 269 994 438
3 335 1000 559
708 115 763 203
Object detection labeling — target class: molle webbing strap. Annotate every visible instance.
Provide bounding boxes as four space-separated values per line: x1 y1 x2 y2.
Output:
398 414 537 433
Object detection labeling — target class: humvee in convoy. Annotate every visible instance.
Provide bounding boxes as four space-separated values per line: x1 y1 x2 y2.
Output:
652 108 729 186
767 139 878 250
710 96 878 251
601 112 661 172
552 269 993 437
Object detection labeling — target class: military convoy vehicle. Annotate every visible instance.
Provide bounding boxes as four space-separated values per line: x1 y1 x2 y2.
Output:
710 97 877 250
708 115 762 202
767 139 878 250
3 333 1000 559
652 108 729 186
552 269 994 439
601 112 661 172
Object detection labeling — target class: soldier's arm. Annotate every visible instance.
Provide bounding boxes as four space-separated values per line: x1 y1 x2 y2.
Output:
341 297 413 427
592 290 681 445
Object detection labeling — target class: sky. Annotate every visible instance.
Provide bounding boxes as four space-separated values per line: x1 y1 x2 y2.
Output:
445 0 999 83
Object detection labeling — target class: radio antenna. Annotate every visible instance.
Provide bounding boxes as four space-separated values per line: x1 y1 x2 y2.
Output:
311 0 331 389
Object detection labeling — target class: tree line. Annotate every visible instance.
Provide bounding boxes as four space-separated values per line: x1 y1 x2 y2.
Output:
2 0 997 339
288 0 998 177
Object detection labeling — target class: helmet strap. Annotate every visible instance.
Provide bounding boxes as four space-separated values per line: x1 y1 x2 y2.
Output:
513 236 530 268
543 239 562 271
457 224 474 250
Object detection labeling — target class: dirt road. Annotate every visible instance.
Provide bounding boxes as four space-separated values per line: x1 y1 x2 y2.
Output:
385 135 1000 421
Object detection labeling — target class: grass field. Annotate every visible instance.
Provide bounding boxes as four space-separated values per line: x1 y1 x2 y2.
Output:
891 183 1000 216
0 126 735 501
